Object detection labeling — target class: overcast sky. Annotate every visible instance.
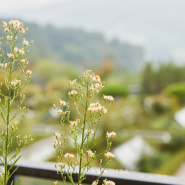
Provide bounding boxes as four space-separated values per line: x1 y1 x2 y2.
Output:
0 0 68 9
1 0 185 62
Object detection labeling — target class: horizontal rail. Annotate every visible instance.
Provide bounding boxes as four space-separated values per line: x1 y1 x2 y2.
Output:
1 160 185 185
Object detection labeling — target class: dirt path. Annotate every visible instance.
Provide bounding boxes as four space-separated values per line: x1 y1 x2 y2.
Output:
175 163 185 177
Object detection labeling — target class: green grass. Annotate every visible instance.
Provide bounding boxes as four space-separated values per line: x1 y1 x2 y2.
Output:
106 72 141 87
150 115 170 130
153 148 185 175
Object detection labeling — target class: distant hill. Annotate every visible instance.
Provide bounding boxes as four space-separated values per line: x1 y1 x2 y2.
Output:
0 21 143 70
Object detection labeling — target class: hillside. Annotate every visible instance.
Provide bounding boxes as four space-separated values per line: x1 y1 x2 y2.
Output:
0 21 143 70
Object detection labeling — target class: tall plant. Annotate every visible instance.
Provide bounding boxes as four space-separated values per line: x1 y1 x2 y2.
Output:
53 70 116 185
0 20 33 185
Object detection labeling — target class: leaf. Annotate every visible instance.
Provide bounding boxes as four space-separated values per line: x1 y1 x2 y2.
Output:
8 149 22 163
14 180 22 185
0 158 4 164
9 165 20 180
8 155 22 171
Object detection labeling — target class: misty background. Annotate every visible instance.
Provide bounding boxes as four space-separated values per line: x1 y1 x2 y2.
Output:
2 0 185 179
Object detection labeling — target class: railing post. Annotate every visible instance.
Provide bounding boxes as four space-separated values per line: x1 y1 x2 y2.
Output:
2 161 185 185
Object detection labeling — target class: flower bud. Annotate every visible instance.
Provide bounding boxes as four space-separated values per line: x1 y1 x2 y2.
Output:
26 70 32 75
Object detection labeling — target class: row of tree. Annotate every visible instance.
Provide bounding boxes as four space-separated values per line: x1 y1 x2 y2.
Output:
142 62 185 94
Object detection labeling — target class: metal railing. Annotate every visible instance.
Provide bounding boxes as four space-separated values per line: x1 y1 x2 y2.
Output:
1 160 185 185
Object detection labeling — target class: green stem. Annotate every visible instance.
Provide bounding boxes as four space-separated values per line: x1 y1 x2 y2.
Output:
78 81 89 185
96 161 110 182
4 66 12 185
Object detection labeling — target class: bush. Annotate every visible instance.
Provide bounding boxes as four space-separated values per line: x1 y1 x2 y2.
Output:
143 94 171 114
137 154 165 173
163 82 185 104
153 148 185 175
100 84 129 97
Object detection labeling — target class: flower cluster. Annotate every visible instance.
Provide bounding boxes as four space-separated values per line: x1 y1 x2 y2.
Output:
59 99 67 106
69 79 77 86
0 20 33 185
103 95 114 102
1 20 33 78
11 79 21 87
87 102 107 114
0 62 7 69
106 132 116 139
53 70 116 185
58 163 65 168
69 90 78 96
87 149 95 158
54 131 61 139
64 153 75 159
85 129 94 135
13 47 25 55
104 152 115 159
2 20 25 33
70 119 80 127
103 180 115 185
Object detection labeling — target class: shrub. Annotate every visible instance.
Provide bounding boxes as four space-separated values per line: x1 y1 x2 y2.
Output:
100 84 129 97
163 82 185 104
153 148 185 175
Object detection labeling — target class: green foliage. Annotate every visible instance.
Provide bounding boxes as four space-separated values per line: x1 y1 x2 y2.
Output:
145 94 171 114
137 154 167 173
142 62 185 94
153 148 185 175
32 59 81 84
100 84 129 97
138 132 185 175
0 20 33 185
164 82 185 103
160 133 185 152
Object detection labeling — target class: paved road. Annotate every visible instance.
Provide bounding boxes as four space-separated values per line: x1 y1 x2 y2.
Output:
10 136 56 162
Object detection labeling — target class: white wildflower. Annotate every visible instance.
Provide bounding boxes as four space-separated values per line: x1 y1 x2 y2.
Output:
69 79 76 86
19 49 25 55
87 150 95 158
8 53 14 59
64 153 75 159
23 39 29 45
0 63 7 69
59 100 66 106
106 132 116 139
70 120 78 127
20 28 25 34
6 35 12 40
105 180 115 185
71 90 78 95
104 152 115 158
2 21 7 27
21 59 26 64
58 163 65 168
104 95 114 101
57 109 63 114
14 47 18 53
26 70 32 75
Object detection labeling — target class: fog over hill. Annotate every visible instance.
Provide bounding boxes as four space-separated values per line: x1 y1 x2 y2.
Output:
0 21 143 70
1 0 185 63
